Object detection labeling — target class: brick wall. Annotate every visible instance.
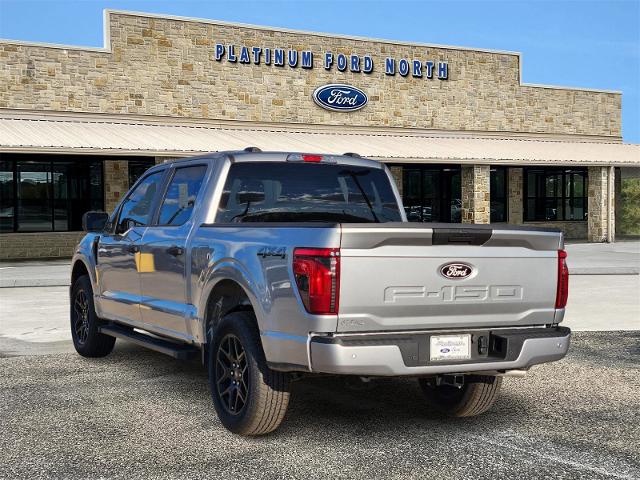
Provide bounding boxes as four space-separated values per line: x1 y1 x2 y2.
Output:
0 12 621 137
0 232 85 260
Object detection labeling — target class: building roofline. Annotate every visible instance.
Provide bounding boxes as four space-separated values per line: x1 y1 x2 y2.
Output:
0 9 623 95
0 108 626 144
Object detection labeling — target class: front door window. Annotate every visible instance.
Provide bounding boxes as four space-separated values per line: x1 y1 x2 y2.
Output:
115 171 164 234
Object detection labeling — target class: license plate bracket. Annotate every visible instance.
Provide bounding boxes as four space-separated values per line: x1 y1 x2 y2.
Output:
429 334 472 362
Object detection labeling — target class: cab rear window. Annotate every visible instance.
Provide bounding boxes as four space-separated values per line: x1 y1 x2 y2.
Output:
216 162 402 223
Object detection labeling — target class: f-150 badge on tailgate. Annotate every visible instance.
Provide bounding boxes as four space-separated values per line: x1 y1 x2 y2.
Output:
440 262 474 279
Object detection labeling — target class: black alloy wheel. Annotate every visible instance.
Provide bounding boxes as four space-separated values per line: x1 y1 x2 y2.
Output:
208 311 291 435
215 334 249 415
69 275 116 358
72 288 90 345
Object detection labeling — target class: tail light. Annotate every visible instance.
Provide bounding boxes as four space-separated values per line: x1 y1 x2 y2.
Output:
293 248 340 314
555 249 569 309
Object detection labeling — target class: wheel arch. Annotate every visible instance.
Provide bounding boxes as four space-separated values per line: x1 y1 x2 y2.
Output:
203 278 259 344
71 259 90 287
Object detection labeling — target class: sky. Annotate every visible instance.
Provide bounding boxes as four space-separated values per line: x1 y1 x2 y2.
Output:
0 0 638 142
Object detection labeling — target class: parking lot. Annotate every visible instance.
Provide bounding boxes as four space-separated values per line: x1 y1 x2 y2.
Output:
0 332 638 479
0 242 639 479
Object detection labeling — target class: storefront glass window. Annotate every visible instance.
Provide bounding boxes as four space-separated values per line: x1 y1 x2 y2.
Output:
0 161 14 232
394 165 461 223
524 168 587 221
0 155 105 232
490 167 507 223
17 162 52 232
129 159 157 187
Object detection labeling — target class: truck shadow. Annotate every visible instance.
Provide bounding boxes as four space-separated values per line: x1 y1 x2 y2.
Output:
106 343 532 436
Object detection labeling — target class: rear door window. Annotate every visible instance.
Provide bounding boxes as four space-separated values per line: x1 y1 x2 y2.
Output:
216 162 402 223
157 165 208 226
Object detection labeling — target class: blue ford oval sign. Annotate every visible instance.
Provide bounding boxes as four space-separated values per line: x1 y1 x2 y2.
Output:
312 84 368 112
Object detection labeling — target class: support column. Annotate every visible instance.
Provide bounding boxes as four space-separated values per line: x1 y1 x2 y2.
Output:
103 160 129 214
507 167 523 224
587 166 615 243
461 165 490 224
615 167 622 239
389 166 403 197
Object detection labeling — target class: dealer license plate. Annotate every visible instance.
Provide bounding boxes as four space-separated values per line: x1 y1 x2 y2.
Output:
430 334 471 362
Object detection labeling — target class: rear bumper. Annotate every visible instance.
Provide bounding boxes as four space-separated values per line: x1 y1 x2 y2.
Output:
309 326 571 376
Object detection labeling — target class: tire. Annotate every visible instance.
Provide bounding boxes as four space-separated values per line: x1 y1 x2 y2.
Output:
208 310 290 436
70 275 115 358
418 375 502 417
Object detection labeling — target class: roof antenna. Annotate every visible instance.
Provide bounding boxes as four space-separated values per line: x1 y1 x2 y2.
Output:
343 152 361 158
244 147 262 152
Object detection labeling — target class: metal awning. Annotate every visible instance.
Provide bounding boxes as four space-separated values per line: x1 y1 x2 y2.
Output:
1 112 638 166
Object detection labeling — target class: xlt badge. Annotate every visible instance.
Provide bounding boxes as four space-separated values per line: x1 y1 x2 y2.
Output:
440 262 474 280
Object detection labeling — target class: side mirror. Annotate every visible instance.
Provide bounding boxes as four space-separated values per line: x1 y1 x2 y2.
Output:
82 211 109 232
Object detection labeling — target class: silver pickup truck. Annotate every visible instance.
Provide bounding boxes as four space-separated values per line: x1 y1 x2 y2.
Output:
70 149 570 435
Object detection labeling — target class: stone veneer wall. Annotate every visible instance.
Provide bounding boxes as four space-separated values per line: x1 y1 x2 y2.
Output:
461 165 490 224
587 166 614 242
507 167 524 225
104 160 129 214
389 166 403 197
0 12 621 137
520 221 588 240
0 232 85 260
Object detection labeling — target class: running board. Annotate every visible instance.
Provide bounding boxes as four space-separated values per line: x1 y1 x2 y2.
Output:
99 324 199 360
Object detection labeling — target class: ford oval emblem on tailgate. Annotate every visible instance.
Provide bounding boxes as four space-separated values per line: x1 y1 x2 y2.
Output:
312 84 368 112
440 262 474 280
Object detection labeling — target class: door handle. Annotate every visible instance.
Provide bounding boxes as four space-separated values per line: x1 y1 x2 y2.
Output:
166 245 184 256
128 245 140 254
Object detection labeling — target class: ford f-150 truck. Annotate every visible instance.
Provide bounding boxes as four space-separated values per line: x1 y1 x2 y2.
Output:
70 149 570 435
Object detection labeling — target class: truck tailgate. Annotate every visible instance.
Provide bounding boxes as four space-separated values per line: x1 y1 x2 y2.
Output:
337 224 562 332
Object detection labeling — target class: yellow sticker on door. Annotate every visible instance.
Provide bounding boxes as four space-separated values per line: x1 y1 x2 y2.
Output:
134 252 156 273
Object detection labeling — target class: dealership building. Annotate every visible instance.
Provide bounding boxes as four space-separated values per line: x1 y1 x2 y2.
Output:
0 10 639 259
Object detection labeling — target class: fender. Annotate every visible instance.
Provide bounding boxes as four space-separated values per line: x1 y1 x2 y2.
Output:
70 233 99 292
197 257 269 344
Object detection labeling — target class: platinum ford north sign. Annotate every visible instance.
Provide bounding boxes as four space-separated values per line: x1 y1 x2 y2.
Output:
213 44 449 80
313 84 368 112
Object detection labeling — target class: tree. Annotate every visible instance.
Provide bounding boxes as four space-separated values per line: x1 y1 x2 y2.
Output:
620 178 640 236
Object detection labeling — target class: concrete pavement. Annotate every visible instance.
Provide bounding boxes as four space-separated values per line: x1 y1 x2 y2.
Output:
0 240 638 288
0 260 69 288
565 241 640 275
0 241 637 356
0 242 638 357
0 275 637 357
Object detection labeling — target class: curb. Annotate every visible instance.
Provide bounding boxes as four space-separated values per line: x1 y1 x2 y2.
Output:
571 267 640 275
0 280 70 288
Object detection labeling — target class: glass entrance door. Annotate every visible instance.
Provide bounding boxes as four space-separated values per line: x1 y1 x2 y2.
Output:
396 165 461 223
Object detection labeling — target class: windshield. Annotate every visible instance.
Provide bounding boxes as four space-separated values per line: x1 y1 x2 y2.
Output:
216 162 402 223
